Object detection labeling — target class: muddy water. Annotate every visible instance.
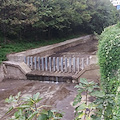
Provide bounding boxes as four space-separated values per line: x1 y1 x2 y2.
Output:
0 79 77 120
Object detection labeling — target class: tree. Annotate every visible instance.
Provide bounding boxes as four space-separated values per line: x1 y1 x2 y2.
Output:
0 0 119 41
85 0 119 34
0 0 39 41
33 0 91 38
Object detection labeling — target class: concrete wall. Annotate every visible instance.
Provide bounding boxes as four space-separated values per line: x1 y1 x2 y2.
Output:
7 35 94 62
72 64 100 82
3 61 31 80
3 35 99 81
0 65 4 82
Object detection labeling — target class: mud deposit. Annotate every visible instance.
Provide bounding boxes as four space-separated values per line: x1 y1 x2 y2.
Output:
51 37 98 58
0 79 77 120
0 37 99 119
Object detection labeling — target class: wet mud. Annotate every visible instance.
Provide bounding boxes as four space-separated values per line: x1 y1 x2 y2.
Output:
51 38 98 58
0 79 77 120
0 37 99 120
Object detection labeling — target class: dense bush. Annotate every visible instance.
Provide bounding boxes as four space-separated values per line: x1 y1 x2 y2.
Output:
98 24 120 119
98 25 120 93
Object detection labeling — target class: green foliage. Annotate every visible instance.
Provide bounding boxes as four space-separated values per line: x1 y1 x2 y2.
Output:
73 78 117 120
5 92 63 120
73 78 103 120
98 25 120 119
0 0 39 39
0 0 119 40
113 86 120 119
0 34 83 64
98 25 120 93
85 0 119 34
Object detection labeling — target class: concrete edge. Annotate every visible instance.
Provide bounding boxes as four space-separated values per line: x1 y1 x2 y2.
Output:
3 61 31 75
7 35 94 62
72 64 100 79
0 64 5 82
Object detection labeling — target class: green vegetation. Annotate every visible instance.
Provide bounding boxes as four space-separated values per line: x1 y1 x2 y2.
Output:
0 0 119 63
98 24 120 119
0 0 119 42
5 92 63 120
73 78 106 120
73 78 99 120
73 25 120 120
0 34 82 63
0 1 120 119
98 25 120 93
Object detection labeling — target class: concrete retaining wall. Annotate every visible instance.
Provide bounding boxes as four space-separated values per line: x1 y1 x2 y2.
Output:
7 35 94 62
72 64 100 82
2 61 31 80
0 65 4 82
2 35 99 82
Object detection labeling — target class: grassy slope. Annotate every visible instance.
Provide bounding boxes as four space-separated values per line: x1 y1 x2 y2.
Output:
0 34 84 63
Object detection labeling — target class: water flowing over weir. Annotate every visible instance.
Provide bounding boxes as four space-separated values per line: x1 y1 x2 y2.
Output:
24 56 91 83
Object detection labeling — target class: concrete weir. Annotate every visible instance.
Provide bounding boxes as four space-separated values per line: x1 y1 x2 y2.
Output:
2 35 100 82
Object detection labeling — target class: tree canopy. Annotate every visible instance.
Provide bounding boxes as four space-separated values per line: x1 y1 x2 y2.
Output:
0 0 119 41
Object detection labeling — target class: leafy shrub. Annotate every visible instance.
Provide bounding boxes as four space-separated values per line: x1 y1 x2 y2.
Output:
73 78 105 120
98 25 120 93
98 24 120 119
73 78 118 120
5 92 63 120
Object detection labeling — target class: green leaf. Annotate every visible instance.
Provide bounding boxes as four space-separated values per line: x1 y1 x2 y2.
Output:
75 111 84 119
5 106 14 114
89 81 95 85
78 89 84 93
15 92 21 99
88 86 94 92
5 98 10 103
18 104 31 109
33 92 40 101
28 111 38 120
14 111 21 118
77 103 87 111
5 95 15 103
48 110 53 118
88 103 96 109
41 109 48 115
75 83 83 89
37 114 48 120
23 96 31 101
73 101 78 106
90 91 105 97
80 78 88 85
73 94 82 106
